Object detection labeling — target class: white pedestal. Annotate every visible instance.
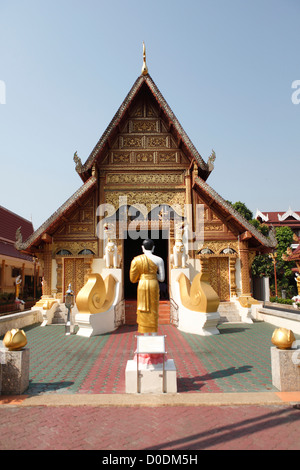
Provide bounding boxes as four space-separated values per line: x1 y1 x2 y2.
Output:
179 307 220 336
125 359 177 394
271 346 300 391
76 306 116 337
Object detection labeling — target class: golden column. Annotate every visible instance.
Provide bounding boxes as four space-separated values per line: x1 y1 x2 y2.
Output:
56 257 63 300
1 259 5 293
239 241 252 296
42 243 52 297
229 257 237 298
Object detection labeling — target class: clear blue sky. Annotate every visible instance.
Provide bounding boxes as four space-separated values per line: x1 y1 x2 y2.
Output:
0 0 299 230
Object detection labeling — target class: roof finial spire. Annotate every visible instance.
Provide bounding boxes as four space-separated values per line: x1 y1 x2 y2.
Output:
141 41 148 76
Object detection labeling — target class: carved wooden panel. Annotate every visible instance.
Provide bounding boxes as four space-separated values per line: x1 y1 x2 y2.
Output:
53 192 97 240
100 92 189 169
64 258 85 297
105 190 186 212
208 257 230 301
106 173 184 185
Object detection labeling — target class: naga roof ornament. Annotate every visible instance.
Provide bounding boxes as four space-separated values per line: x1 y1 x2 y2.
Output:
141 42 148 76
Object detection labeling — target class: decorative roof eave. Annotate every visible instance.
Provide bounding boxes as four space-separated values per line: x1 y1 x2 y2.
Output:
193 177 277 250
287 244 300 261
77 74 213 182
15 176 97 254
278 207 300 222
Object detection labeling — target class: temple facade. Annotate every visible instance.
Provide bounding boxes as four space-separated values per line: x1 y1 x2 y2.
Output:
16 53 276 327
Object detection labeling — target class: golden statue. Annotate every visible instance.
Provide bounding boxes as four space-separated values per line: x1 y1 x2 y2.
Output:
3 329 27 351
271 327 296 350
130 239 165 334
295 273 300 296
15 274 22 299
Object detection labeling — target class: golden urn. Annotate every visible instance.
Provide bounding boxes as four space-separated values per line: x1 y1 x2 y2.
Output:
271 327 295 350
3 328 27 351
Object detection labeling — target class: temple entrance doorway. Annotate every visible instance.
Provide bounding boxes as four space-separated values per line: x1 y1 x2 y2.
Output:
208 257 230 301
123 230 169 300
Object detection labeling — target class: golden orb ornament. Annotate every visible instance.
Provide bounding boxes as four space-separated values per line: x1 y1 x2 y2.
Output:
3 328 27 351
271 327 295 350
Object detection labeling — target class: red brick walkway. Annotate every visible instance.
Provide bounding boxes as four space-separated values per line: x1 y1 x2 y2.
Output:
0 404 299 450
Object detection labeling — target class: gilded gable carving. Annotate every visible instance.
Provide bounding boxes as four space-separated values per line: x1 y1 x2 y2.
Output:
106 173 184 185
131 120 158 133
158 152 177 163
147 136 169 148
101 93 190 169
52 191 97 241
111 152 131 163
136 152 154 162
121 136 143 148
105 190 186 211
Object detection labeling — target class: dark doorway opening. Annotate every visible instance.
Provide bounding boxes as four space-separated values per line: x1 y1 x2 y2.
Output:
123 230 169 300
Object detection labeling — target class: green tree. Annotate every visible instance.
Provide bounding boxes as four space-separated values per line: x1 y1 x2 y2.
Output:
228 200 269 236
231 201 253 221
274 226 295 295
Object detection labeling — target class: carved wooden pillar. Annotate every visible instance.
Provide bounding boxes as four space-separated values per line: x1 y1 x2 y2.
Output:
1 259 5 293
83 257 93 284
42 244 52 297
184 169 192 258
229 257 237 298
199 256 210 282
98 172 106 258
56 257 63 298
239 241 251 296
185 169 192 207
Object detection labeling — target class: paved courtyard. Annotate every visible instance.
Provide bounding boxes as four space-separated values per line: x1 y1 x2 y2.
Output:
19 321 282 395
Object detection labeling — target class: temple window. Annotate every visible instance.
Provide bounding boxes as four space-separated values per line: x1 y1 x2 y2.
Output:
56 249 72 256
78 249 95 255
198 248 214 254
220 248 237 255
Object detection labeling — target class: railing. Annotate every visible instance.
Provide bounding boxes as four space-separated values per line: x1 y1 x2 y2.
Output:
0 300 36 316
114 299 125 328
170 298 179 327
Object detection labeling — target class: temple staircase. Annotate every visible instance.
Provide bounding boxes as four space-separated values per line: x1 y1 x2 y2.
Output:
125 300 171 326
51 303 67 324
217 301 241 323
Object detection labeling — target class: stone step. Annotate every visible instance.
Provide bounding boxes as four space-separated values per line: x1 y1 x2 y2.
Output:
52 304 67 324
218 302 241 323
125 300 171 326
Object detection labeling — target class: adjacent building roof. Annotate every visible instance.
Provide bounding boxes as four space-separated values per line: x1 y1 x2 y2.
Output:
256 208 300 226
0 205 34 261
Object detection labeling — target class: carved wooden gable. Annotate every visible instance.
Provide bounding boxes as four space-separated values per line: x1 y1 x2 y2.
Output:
52 190 97 241
99 85 190 170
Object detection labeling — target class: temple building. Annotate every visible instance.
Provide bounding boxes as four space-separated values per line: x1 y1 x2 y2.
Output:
16 48 277 329
256 208 300 242
0 205 37 296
